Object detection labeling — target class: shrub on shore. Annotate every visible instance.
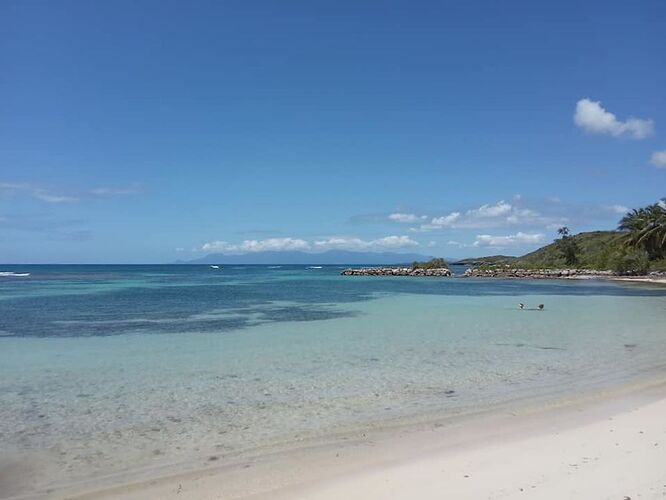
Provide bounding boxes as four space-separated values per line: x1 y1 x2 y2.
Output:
607 248 650 275
411 258 448 270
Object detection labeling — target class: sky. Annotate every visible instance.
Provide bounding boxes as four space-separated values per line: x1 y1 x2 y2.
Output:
1 0 665 263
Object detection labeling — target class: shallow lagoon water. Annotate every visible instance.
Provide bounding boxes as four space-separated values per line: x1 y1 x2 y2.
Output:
1 265 665 492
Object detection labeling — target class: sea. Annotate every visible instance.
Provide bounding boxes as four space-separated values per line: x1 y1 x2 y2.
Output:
1 264 665 495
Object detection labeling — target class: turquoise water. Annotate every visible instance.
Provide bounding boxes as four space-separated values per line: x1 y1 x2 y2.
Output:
1 265 665 494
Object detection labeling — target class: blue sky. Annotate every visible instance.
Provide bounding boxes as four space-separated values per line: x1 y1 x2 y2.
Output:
1 0 665 263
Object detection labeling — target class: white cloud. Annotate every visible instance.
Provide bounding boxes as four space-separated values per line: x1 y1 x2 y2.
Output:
312 237 362 250
388 213 426 223
0 182 31 191
400 197 642 235
202 237 310 253
473 232 545 248
313 235 419 250
607 204 629 214
414 211 461 231
375 235 419 248
1 180 143 202
446 240 472 248
0 182 78 203
201 235 419 254
467 201 512 218
90 184 142 196
649 150 666 169
430 212 461 226
31 190 78 203
412 200 557 232
574 98 654 139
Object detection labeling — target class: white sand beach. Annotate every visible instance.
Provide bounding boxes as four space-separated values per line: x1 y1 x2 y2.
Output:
281 395 666 500
48 378 666 500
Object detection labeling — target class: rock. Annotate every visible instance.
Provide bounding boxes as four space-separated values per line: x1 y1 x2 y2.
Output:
462 268 618 279
341 267 452 277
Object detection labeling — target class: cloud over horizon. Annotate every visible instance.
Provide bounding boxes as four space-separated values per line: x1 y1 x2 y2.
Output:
574 98 654 139
409 199 561 232
387 213 427 223
0 182 78 203
0 181 143 203
607 204 629 215
90 184 143 196
473 232 545 248
650 150 666 169
201 235 420 254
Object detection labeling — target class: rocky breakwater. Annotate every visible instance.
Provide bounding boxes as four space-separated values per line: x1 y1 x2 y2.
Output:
341 267 452 277
463 268 615 278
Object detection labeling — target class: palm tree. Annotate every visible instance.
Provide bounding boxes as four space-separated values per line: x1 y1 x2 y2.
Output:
555 226 578 265
618 199 666 260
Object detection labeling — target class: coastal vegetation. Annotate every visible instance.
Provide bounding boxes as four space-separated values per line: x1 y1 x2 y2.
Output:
454 255 517 266
410 257 449 270
555 226 580 265
516 231 623 270
458 198 666 274
618 198 666 261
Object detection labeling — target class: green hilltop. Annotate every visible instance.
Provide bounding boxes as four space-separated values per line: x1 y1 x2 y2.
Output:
513 231 626 270
457 198 666 274
460 229 666 273
455 231 627 270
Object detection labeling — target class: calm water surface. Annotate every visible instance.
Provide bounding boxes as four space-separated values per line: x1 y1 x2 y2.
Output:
1 265 665 493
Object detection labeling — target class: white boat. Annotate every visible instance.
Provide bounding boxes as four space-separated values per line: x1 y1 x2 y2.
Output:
307 266 323 269
0 272 30 277
210 265 220 269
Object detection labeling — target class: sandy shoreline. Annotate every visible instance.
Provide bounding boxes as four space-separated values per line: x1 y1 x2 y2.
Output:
608 276 666 285
26 376 666 500
281 397 666 500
